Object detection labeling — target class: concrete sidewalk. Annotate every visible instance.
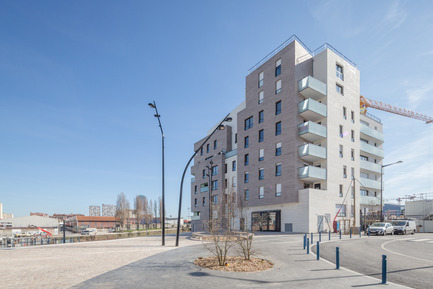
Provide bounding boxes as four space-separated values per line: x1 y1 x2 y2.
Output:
71 233 409 289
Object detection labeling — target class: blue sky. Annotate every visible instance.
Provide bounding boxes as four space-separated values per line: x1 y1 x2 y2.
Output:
1 0 433 218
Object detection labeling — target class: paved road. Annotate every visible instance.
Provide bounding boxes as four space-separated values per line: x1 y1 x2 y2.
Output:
73 234 407 289
313 233 433 289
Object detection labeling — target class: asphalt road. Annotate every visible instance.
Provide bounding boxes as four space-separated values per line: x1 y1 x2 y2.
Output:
313 233 433 289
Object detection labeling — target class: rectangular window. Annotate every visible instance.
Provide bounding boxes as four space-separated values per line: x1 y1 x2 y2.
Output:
259 129 264 142
259 148 264 161
202 169 206 179
360 189 368 196
212 165 218 176
275 163 282 176
224 164 227 173
336 64 343 81
259 110 264 123
244 116 254 130
259 187 264 199
360 138 368 144
339 185 343 197
213 140 217 150
244 154 249 166
244 172 249 183
276 142 282 156
200 147 203 156
232 160 236 171
339 125 343 138
206 144 210 153
276 183 282 197
275 59 281 77
360 155 368 161
232 176 236 187
244 136 249 148
194 185 197 194
343 107 347 119
351 111 355 123
235 133 237 144
212 180 218 190
336 204 346 217
339 145 343 158
224 178 227 189
343 166 347 178
351 167 354 179
275 101 281 115
351 149 355 161
203 197 206 206
275 79 282 94
275 121 281 136
244 189 249 201
200 183 208 192
336 84 343 95
258 72 264 88
314 183 321 189
259 168 264 180
351 130 355 142
194 198 198 207
258 91 264 104
212 195 218 204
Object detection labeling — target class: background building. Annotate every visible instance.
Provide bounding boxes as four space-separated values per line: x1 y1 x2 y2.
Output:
191 36 384 234
89 205 101 217
102 204 116 217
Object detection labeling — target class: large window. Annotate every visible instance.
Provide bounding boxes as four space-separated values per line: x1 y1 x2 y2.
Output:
244 172 249 183
275 142 282 156
275 163 282 176
275 59 281 77
232 160 236 171
275 79 282 94
259 168 264 180
336 204 346 217
259 129 264 142
258 71 264 88
276 184 281 197
259 148 264 161
275 101 281 115
259 187 264 199
336 64 344 81
200 183 208 193
244 116 254 130
336 84 343 95
244 136 249 148
259 110 264 123
275 121 281 136
258 91 264 104
212 165 218 176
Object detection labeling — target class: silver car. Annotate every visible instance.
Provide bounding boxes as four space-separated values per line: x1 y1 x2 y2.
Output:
368 222 394 236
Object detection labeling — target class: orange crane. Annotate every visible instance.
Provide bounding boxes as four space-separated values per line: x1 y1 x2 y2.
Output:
360 95 433 124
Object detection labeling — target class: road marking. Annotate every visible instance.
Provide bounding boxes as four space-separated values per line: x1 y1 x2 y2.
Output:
409 238 431 242
381 239 433 263
427 241 433 244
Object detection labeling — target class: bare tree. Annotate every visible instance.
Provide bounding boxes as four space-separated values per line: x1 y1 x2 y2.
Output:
235 194 255 260
153 199 158 228
144 199 153 229
134 196 144 230
116 192 130 230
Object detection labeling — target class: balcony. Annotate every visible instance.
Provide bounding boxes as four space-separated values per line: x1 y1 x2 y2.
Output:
298 98 327 121
191 215 201 221
298 76 327 100
298 121 327 142
360 160 381 174
359 177 381 191
298 166 327 181
360 124 384 142
225 149 237 159
191 177 195 183
298 144 327 162
360 142 384 158
360 195 381 206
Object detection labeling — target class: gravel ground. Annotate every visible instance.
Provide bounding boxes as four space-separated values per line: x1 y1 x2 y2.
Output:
1 235 198 289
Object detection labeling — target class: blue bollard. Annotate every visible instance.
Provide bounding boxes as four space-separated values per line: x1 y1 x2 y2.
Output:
319 232 321 242
359 226 362 238
329 230 331 240
307 238 310 254
336 247 340 269
339 230 341 239
368 229 370 237
382 255 387 284
311 232 313 244
303 234 306 249
350 229 352 238
317 242 320 260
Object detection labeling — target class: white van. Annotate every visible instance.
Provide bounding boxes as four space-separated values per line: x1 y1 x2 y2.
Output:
391 220 416 235
81 228 97 235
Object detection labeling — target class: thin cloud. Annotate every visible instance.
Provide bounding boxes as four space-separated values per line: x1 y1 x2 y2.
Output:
404 80 433 110
383 1 407 30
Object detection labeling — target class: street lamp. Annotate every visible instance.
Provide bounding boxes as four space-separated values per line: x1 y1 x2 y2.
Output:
380 160 403 221
148 101 165 246
175 114 232 246
206 160 214 226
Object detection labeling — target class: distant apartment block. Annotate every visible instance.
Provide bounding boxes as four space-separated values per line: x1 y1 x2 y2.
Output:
102 204 116 217
89 205 101 217
190 36 384 234
30 212 49 218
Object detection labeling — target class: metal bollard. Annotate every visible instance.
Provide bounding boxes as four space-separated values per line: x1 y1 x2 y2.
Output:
12 239 15 248
336 247 340 269
368 229 370 237
359 226 362 238
307 238 310 254
382 255 387 284
319 232 321 242
350 229 352 238
339 230 341 239
303 234 306 249
329 230 331 240
311 232 313 244
317 242 320 260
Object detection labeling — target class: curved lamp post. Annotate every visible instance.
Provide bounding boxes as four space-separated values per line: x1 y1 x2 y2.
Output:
380 160 402 221
175 113 232 246
148 101 165 246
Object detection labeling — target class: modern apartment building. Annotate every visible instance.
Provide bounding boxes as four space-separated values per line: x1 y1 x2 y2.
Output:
102 204 116 217
190 36 384 233
89 205 101 217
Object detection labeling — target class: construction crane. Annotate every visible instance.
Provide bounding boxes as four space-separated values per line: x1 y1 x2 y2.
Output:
360 95 433 124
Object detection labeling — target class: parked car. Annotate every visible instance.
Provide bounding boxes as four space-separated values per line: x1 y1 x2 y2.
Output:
368 222 394 235
391 220 416 235
81 228 97 235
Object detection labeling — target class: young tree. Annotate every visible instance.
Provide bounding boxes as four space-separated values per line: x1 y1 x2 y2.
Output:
153 199 158 228
116 192 130 230
235 193 255 260
144 199 154 229
134 196 144 230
